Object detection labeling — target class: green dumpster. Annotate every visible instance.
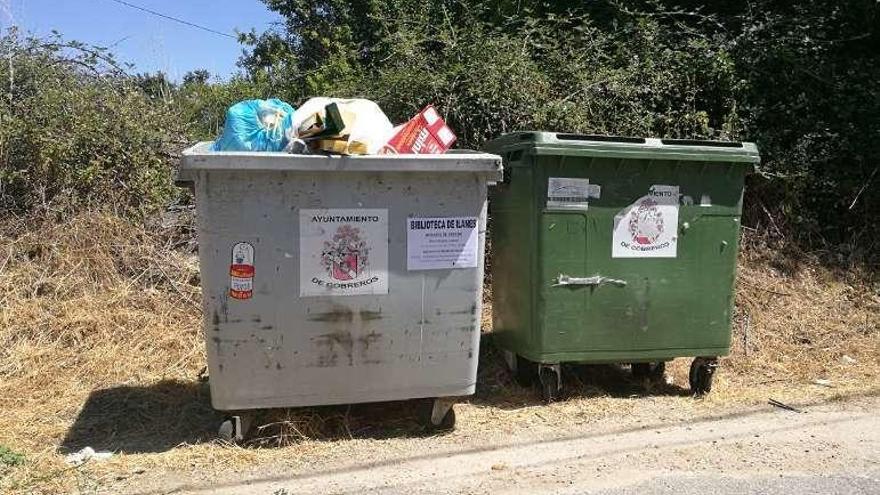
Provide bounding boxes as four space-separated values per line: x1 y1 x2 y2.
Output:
483 132 759 400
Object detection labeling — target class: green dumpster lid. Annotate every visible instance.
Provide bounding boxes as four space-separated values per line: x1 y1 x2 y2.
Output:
483 132 760 165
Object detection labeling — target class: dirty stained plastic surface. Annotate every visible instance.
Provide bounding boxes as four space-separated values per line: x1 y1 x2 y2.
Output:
179 143 502 411
484 132 759 366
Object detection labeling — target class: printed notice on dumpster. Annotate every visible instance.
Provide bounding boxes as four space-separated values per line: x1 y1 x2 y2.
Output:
407 216 479 270
299 209 388 296
547 177 599 209
612 185 679 258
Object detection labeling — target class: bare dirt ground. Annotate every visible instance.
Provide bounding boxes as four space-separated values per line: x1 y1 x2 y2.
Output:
133 395 880 495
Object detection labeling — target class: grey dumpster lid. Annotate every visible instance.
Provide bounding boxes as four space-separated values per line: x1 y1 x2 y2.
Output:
180 142 502 178
483 132 760 165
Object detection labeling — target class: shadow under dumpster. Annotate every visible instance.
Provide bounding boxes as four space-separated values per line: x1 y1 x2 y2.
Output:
61 380 451 453
241 400 447 446
61 379 221 454
471 333 692 409
61 333 691 453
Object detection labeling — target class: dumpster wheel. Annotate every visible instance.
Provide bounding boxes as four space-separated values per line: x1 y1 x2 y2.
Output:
538 364 561 403
218 413 254 444
418 398 456 432
689 357 718 396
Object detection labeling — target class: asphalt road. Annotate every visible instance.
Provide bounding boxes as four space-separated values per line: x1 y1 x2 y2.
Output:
588 472 880 495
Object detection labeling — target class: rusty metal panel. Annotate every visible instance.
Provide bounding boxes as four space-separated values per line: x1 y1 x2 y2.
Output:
181 143 501 410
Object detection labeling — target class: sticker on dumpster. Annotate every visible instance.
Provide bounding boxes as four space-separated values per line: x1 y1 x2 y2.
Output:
299 209 388 296
229 242 255 300
547 177 599 208
612 185 679 258
407 216 479 270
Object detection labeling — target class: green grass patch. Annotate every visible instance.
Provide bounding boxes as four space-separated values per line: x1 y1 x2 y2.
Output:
0 446 25 467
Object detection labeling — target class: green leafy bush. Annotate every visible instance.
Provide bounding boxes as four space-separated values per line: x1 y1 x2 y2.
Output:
728 1 880 250
0 31 187 216
240 1 742 146
1 0 878 257
176 73 272 141
240 0 879 257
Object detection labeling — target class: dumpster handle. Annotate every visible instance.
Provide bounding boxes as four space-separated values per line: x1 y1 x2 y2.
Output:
554 274 627 287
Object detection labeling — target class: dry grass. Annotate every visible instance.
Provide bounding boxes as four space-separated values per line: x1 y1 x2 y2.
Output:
0 212 207 493
727 238 880 391
0 213 877 493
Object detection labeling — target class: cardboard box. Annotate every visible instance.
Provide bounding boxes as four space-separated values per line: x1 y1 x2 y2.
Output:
382 105 456 154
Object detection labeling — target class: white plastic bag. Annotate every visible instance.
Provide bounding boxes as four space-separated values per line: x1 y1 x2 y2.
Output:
287 97 394 155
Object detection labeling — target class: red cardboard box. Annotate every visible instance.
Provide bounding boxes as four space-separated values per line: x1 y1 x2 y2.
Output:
382 105 456 154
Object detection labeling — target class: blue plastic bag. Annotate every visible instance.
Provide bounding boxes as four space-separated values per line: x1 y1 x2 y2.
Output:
212 98 295 152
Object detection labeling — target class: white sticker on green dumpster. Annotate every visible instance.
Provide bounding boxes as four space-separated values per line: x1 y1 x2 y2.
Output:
406 216 479 270
547 177 598 208
612 185 679 258
299 209 389 296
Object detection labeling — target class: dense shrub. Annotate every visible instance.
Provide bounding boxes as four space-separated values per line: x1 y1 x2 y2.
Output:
1 1 878 258
176 73 271 141
239 0 879 258
0 31 187 216
727 1 880 252
240 1 742 145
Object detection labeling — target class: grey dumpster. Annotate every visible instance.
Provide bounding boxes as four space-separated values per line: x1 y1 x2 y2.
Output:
179 143 502 438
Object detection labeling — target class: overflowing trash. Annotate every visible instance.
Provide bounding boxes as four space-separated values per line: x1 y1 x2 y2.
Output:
212 97 456 156
291 97 394 155
212 98 295 152
381 105 457 154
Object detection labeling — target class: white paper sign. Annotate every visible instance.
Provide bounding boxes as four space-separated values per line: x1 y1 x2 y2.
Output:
299 209 388 296
407 216 479 270
612 185 679 258
547 177 599 208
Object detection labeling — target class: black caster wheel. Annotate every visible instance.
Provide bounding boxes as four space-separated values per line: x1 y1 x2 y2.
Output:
689 357 718 396
418 398 456 432
632 361 666 382
539 366 561 403
218 414 254 443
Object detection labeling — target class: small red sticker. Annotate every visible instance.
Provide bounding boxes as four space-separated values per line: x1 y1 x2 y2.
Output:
229 242 254 300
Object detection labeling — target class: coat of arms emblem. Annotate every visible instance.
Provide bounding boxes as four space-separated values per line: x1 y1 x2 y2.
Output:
321 224 369 281
628 198 664 245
